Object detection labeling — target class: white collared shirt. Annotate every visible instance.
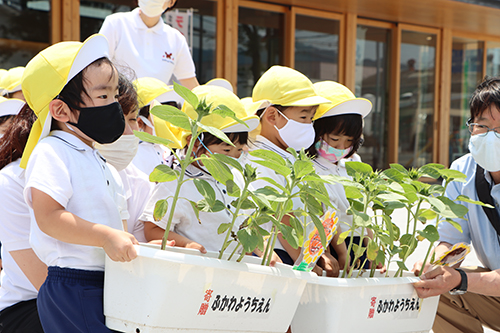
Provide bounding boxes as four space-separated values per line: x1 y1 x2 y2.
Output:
132 141 172 177
24 131 128 271
140 164 243 253
99 8 196 84
438 153 500 270
0 159 38 311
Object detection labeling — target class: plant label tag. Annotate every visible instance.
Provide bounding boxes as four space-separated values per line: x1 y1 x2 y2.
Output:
367 294 422 320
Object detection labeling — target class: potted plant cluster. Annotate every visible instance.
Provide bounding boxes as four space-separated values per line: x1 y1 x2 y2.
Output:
103 83 332 333
291 161 490 333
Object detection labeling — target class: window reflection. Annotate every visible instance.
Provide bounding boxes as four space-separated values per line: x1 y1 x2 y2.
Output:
450 38 483 163
398 31 436 168
355 25 390 170
295 14 339 82
0 0 50 68
237 7 283 98
486 41 500 77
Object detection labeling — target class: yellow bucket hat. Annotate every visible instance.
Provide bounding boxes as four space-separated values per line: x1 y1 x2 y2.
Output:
0 97 25 117
134 77 183 108
0 69 7 94
1 67 25 95
313 81 372 120
252 65 330 107
178 84 260 147
20 34 109 168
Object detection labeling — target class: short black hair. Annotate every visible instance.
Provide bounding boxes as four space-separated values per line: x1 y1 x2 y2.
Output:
197 131 248 155
470 76 500 121
307 113 363 158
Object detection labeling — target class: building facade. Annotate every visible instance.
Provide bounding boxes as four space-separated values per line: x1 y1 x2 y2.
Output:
2 0 500 170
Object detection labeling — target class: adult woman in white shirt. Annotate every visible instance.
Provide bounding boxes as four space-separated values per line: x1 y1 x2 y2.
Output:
99 0 199 90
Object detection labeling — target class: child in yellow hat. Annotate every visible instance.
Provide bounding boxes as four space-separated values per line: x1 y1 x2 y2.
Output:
140 83 259 253
0 97 24 137
309 80 375 270
245 65 341 276
0 67 25 101
21 34 139 332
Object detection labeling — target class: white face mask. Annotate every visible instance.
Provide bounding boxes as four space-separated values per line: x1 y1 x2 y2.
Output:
95 135 140 171
274 109 315 151
139 0 166 18
469 131 500 172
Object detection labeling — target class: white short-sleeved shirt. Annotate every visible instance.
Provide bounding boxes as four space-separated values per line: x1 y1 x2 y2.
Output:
120 163 152 242
24 131 128 271
140 164 243 252
242 135 303 251
132 141 172 177
0 159 38 312
99 8 196 84
314 155 366 236
438 153 500 270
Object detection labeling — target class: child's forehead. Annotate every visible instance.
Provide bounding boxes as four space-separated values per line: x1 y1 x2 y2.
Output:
84 63 118 89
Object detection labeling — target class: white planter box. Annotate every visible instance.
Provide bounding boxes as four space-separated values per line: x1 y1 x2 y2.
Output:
104 244 313 333
291 270 440 333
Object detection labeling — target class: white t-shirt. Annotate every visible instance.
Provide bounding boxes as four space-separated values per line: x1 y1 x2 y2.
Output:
132 141 172 177
0 159 38 312
24 131 128 271
140 164 243 252
99 8 196 84
119 163 152 242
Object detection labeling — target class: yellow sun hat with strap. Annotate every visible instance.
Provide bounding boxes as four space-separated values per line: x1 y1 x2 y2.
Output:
1 67 25 95
20 34 109 169
313 81 372 120
178 84 260 148
252 65 331 107
134 77 185 149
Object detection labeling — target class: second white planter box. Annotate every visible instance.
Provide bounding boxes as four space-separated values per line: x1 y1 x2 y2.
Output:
104 244 313 333
291 270 440 333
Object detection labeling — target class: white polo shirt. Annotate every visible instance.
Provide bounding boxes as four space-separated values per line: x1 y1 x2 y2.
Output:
0 159 38 312
119 163 152 242
99 8 196 84
132 141 173 177
24 131 128 271
140 164 243 253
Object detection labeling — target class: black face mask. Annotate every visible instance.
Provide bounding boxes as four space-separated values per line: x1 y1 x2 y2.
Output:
66 101 125 144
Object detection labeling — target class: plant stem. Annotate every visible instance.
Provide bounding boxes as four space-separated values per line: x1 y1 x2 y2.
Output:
228 242 242 261
161 118 201 250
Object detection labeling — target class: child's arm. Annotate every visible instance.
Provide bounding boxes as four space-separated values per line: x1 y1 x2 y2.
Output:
31 188 138 262
330 232 347 270
11 249 47 291
276 214 301 262
143 221 207 254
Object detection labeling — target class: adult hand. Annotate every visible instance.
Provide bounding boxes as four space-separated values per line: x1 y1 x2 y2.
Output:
316 252 340 277
413 265 462 298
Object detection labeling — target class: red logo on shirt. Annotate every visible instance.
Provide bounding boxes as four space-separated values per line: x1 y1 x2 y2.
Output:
162 52 174 62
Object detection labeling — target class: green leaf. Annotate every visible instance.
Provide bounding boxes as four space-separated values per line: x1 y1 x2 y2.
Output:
419 163 445 179
435 196 468 219
237 198 257 210
199 156 234 184
212 104 248 128
150 104 191 130
218 223 232 234
153 199 168 221
352 210 371 228
456 195 494 208
173 81 198 109
256 176 287 193
300 192 324 216
417 208 437 221
417 224 440 243
249 149 286 165
187 199 200 223
396 261 408 271
225 179 241 197
289 215 304 245
310 214 328 249
211 153 243 172
345 161 373 177
197 123 235 146
193 178 216 206
253 160 291 178
380 168 405 182
149 165 179 183
133 130 174 147
197 199 226 213
366 238 379 261
399 233 417 258
444 218 463 233
237 228 260 253
294 160 315 179
389 163 409 175
279 224 300 249
377 193 408 202
439 169 467 182
338 230 351 243
344 186 364 200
